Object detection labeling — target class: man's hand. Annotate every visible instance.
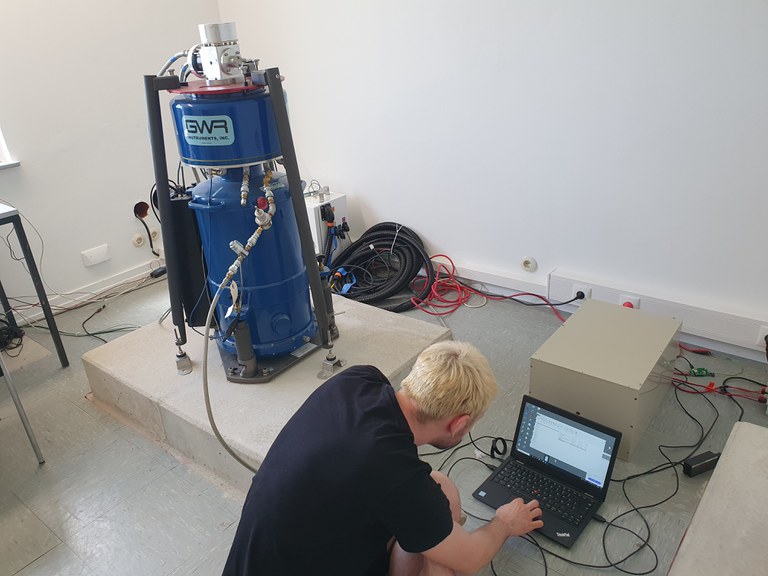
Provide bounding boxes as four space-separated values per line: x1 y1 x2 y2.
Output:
495 497 543 537
421 497 544 573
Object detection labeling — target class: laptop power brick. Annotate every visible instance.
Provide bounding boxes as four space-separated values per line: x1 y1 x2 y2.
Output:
683 451 720 477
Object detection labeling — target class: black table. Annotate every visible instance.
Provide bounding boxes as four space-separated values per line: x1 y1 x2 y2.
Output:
0 202 68 368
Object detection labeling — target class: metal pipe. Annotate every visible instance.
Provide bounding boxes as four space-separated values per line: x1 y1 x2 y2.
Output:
233 321 258 378
240 165 250 206
12 214 68 367
0 353 44 464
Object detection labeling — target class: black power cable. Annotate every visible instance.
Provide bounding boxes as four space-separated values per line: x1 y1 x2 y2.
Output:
0 316 24 355
455 278 583 307
81 305 107 344
330 222 436 313
439 380 732 576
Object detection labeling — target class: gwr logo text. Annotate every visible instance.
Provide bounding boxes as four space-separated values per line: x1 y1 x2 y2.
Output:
182 115 235 146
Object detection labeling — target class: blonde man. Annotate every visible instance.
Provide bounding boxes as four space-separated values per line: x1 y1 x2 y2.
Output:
223 341 543 576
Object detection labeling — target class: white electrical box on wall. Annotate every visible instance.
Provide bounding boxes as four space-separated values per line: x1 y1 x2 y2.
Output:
304 190 348 255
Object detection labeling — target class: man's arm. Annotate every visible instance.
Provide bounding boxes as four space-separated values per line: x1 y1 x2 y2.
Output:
420 498 543 575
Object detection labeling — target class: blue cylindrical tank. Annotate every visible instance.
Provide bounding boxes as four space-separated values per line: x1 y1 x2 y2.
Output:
189 168 317 358
170 88 282 167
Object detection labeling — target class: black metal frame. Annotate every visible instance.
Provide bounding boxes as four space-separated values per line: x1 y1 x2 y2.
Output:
265 67 333 349
144 75 188 346
143 70 334 381
0 207 68 368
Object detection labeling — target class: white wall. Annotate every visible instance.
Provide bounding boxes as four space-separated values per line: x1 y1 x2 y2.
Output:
218 0 768 327
0 0 220 302
1 2 766 348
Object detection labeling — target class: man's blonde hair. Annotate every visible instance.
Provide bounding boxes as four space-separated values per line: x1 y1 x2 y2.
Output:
400 341 497 422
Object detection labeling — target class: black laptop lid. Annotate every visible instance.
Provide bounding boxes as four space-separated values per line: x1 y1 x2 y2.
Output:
512 395 622 501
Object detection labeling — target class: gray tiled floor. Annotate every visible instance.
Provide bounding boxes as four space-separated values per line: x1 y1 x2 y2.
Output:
1 281 243 576
2 279 767 575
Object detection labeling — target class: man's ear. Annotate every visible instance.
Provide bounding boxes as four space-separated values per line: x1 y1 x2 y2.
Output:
447 414 471 436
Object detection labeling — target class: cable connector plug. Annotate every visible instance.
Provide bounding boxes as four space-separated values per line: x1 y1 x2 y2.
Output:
150 266 167 279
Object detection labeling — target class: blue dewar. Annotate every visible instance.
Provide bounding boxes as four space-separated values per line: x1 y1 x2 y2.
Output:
189 168 317 358
170 85 318 361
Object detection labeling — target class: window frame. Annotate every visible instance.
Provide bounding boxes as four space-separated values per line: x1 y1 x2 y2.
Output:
0 124 20 170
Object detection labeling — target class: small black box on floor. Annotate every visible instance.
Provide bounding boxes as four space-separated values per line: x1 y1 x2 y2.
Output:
683 451 720 477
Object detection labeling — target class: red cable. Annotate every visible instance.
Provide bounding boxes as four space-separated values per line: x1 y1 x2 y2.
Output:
409 254 567 322
679 343 712 355
671 377 763 401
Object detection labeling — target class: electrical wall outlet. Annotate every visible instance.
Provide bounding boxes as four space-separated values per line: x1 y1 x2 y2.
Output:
150 229 160 241
757 325 768 347
132 233 145 247
81 244 110 267
572 284 592 302
550 271 768 354
620 294 641 309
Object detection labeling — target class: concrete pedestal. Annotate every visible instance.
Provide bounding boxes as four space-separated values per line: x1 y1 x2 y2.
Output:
84 296 451 490
668 421 768 575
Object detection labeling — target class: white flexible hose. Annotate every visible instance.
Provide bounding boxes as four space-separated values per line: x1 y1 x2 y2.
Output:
202 282 258 474
201 203 274 474
157 51 188 77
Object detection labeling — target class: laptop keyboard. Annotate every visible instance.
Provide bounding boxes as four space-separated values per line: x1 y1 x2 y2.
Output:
493 460 594 526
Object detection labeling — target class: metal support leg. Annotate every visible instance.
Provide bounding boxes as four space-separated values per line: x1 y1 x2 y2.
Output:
10 214 69 368
0 277 17 327
144 74 188 347
266 68 334 348
0 353 44 464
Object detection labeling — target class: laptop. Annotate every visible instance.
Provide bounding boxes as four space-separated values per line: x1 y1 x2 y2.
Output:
472 394 622 548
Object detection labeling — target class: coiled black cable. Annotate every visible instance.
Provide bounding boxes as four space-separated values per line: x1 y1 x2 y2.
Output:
330 222 435 313
0 317 24 353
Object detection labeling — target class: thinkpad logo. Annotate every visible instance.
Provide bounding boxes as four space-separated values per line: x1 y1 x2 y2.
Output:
556 532 571 538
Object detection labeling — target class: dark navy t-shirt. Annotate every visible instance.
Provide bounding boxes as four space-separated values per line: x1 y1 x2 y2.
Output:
222 365 453 576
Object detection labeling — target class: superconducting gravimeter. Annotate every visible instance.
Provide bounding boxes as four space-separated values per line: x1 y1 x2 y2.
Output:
145 22 338 384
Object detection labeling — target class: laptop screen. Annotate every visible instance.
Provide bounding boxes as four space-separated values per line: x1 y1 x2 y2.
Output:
514 397 619 489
